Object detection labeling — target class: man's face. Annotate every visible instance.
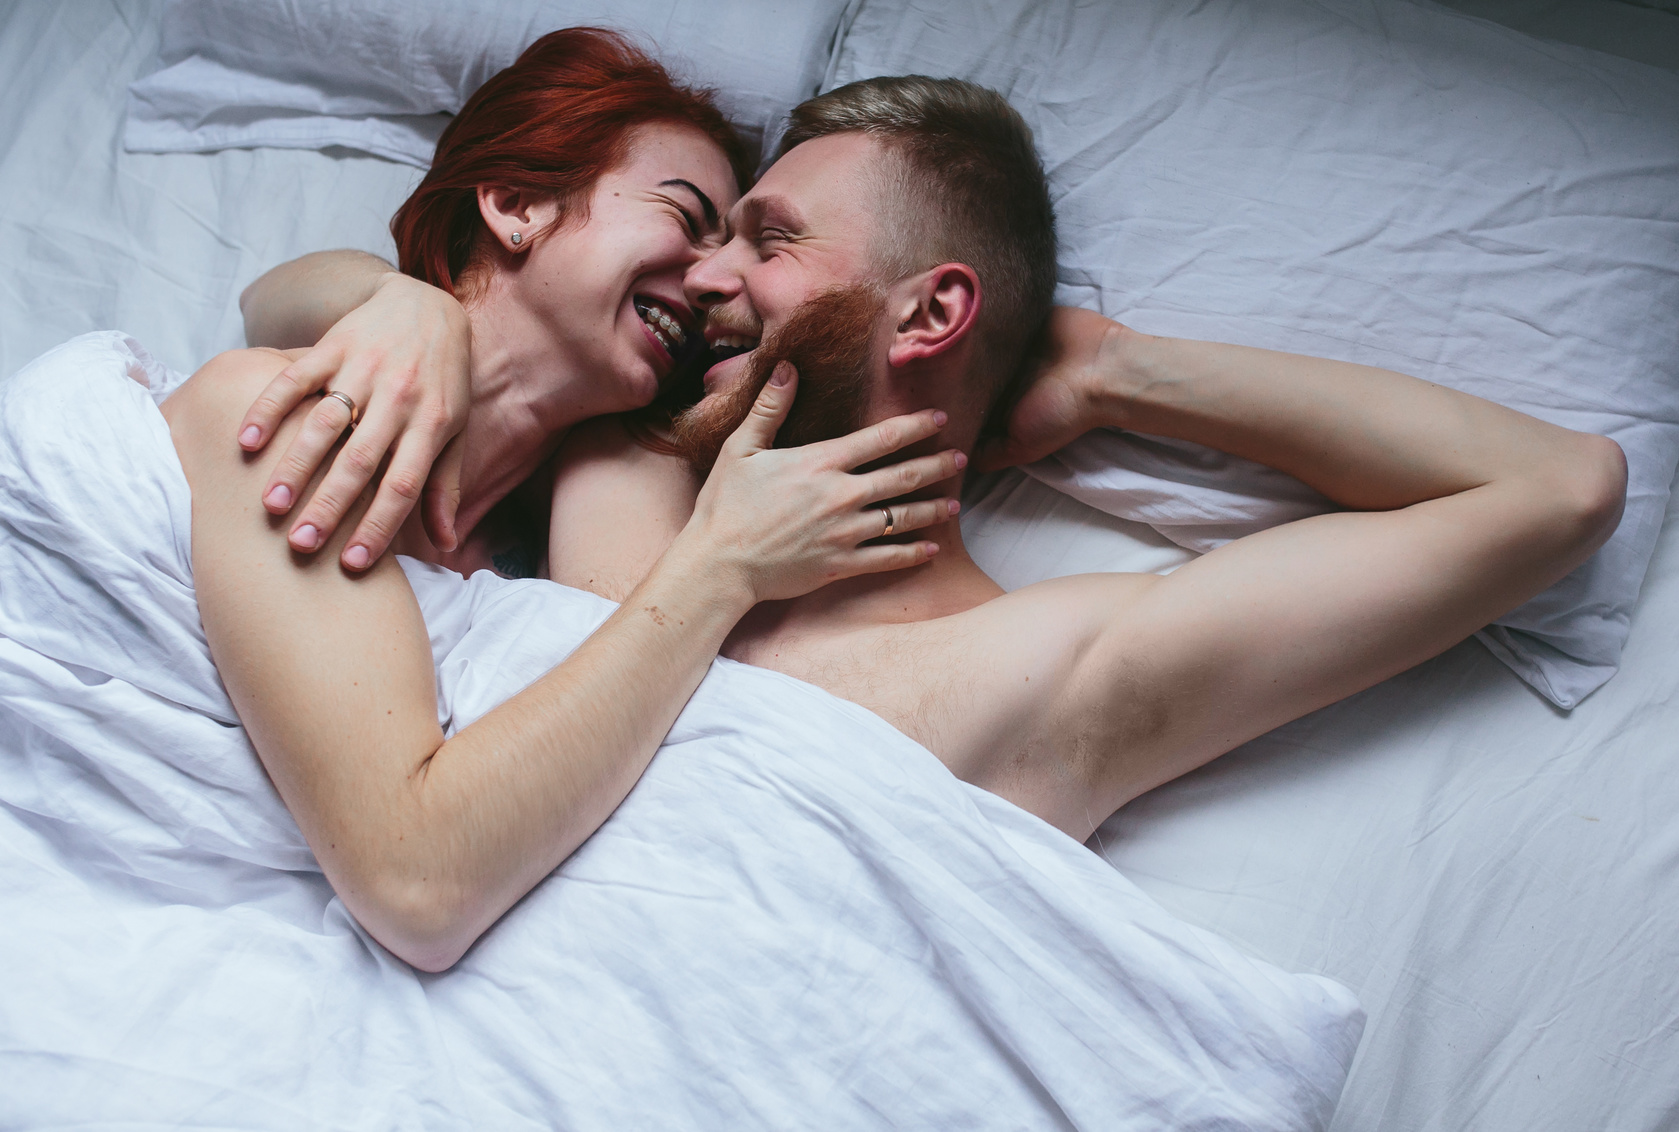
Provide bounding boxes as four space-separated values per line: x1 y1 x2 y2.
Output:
678 134 896 438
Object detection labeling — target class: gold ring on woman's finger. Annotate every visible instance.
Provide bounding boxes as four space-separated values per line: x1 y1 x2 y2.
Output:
321 389 360 430
879 505 895 537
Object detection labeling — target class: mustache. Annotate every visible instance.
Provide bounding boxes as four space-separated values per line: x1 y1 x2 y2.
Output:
701 309 763 343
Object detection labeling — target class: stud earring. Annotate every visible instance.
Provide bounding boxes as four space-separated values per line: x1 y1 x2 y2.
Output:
510 232 523 246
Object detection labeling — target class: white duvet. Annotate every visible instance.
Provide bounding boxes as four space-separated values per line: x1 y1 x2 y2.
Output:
0 333 1362 1129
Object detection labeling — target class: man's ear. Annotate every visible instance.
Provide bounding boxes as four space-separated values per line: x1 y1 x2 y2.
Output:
477 186 558 253
887 264 982 367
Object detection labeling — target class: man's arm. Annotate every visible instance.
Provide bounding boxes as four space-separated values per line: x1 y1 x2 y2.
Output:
236 251 472 563
1021 310 1626 830
239 249 396 349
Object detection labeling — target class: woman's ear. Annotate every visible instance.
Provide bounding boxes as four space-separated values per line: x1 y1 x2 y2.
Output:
477 186 558 253
886 264 982 368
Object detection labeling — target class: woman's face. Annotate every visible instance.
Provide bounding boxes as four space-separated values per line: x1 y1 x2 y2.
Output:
489 122 740 415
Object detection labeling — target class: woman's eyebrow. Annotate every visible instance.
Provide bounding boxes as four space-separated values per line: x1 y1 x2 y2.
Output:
659 179 718 228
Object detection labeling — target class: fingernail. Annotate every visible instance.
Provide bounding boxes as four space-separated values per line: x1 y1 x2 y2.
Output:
291 524 319 550
343 545 370 570
264 484 292 510
769 361 793 388
925 542 941 556
948 499 961 516
933 410 949 427
240 425 261 447
953 451 968 470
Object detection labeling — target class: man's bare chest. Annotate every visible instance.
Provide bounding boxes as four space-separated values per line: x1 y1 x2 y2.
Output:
721 610 1062 787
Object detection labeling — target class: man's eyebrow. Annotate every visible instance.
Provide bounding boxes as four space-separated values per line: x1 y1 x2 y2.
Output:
735 194 805 234
659 179 718 227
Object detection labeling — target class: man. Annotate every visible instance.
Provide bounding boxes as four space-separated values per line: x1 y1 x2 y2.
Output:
541 76 1626 838
245 76 1625 841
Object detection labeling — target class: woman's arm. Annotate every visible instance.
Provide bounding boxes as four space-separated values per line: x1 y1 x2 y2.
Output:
166 350 962 972
239 252 471 560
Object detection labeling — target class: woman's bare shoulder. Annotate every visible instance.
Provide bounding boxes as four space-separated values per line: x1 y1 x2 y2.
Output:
162 348 323 501
161 347 303 433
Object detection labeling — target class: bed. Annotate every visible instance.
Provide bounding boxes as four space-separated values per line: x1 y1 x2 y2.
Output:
2 0 1677 1128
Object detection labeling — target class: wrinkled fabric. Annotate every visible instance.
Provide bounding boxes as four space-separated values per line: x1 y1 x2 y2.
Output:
829 0 1679 709
84 0 1679 707
0 333 1363 1128
125 0 851 166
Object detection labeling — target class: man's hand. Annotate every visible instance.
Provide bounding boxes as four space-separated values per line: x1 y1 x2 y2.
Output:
975 306 1143 471
237 272 472 566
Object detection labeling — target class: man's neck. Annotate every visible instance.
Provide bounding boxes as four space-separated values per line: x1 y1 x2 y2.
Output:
737 357 1003 639
730 503 1004 647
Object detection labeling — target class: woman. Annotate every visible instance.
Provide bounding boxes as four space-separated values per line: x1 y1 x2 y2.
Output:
159 29 964 972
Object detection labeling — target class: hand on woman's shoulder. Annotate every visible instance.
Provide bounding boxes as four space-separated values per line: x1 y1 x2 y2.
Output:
162 347 368 580
161 347 303 450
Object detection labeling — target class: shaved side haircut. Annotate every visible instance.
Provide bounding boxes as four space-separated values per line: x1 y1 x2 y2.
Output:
778 76 1057 424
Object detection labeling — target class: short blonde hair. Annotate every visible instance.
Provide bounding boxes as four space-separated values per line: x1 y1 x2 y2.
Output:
779 76 1056 420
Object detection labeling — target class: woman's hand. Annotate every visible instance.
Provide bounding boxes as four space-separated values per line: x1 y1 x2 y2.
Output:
974 306 1148 471
680 362 967 605
237 272 473 567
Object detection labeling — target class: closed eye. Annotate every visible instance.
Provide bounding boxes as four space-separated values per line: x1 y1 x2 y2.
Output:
659 178 719 242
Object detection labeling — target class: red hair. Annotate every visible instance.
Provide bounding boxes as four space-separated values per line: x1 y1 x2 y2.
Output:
391 28 750 300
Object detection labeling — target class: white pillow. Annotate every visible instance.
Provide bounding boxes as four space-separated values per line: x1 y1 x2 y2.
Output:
829 0 1679 708
126 0 852 166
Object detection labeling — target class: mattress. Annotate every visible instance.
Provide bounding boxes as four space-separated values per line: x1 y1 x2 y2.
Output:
2 2 1677 1129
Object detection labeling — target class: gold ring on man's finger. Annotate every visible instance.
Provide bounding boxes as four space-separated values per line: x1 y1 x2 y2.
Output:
321 389 360 430
879 505 895 538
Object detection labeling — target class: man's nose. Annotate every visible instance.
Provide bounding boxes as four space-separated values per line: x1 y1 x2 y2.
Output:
684 241 742 311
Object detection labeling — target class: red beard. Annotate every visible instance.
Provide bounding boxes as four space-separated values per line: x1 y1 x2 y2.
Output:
670 284 885 473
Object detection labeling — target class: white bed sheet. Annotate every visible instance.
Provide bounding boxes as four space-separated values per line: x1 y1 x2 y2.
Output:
3 2 1677 1129
0 1 421 382
966 467 1679 1131
0 333 1361 1129
1093 473 1679 1131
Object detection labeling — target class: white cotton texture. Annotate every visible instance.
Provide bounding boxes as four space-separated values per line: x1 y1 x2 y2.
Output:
0 333 1363 1129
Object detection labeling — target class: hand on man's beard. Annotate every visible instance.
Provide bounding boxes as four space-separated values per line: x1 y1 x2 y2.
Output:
670 284 885 473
